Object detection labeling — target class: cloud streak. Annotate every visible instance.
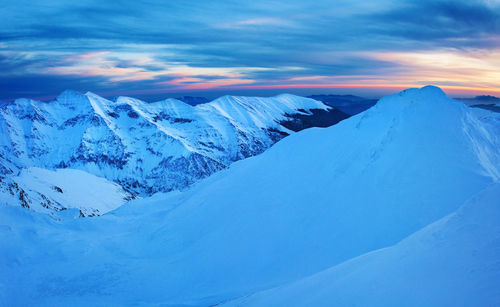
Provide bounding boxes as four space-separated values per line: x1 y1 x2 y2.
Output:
0 0 498 100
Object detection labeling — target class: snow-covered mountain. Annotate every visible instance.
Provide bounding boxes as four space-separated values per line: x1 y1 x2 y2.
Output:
0 91 347 215
1 86 499 306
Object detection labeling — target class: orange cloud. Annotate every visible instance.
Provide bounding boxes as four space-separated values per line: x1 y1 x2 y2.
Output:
365 49 500 90
43 48 499 97
77 51 110 59
47 50 279 84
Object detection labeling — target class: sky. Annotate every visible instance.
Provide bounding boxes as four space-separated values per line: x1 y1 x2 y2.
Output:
0 0 499 101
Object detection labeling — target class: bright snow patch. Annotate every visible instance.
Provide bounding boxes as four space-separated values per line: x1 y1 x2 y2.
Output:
10 167 131 216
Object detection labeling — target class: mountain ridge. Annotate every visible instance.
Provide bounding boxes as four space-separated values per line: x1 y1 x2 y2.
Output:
0 91 348 215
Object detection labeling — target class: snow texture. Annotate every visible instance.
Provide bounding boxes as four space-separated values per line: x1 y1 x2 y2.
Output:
0 86 499 306
226 182 500 306
0 167 132 216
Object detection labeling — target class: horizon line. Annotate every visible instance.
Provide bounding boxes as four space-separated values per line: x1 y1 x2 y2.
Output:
2 83 499 102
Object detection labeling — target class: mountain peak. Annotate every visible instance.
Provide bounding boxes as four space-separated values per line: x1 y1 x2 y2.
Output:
55 90 86 103
115 96 147 105
152 97 191 106
399 85 447 99
84 91 101 98
420 84 446 95
375 85 453 112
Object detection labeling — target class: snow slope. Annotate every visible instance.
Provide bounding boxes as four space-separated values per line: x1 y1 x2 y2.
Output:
0 86 499 306
227 182 500 307
0 167 133 217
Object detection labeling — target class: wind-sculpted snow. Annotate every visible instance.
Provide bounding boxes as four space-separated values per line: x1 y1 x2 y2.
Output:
0 91 344 214
1 86 499 306
226 182 500 307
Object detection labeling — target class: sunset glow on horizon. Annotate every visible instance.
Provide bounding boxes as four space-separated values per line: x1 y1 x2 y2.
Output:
0 0 498 101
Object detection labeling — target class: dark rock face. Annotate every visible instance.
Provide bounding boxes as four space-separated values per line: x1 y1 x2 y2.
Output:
176 96 210 106
471 95 500 103
280 108 350 132
471 104 500 113
308 94 377 115
53 186 63 193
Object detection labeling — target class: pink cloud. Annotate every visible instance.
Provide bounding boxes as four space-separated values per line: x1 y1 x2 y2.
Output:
216 17 292 29
157 77 205 85
181 78 256 90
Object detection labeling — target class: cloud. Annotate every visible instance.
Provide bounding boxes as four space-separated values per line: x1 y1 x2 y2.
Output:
216 17 294 29
366 49 500 88
367 0 500 47
0 0 499 99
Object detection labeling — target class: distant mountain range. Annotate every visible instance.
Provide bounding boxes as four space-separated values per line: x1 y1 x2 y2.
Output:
307 94 378 115
175 94 379 115
0 91 348 215
175 93 500 115
175 96 211 105
458 95 500 105
458 95 500 113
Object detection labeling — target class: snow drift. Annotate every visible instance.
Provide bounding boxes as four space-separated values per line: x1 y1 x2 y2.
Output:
226 182 500 306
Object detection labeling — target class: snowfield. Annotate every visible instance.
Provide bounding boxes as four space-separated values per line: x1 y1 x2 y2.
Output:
6 167 133 216
0 86 499 306
226 182 500 306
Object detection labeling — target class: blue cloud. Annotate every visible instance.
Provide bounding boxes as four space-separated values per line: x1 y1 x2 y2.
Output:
0 0 498 100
